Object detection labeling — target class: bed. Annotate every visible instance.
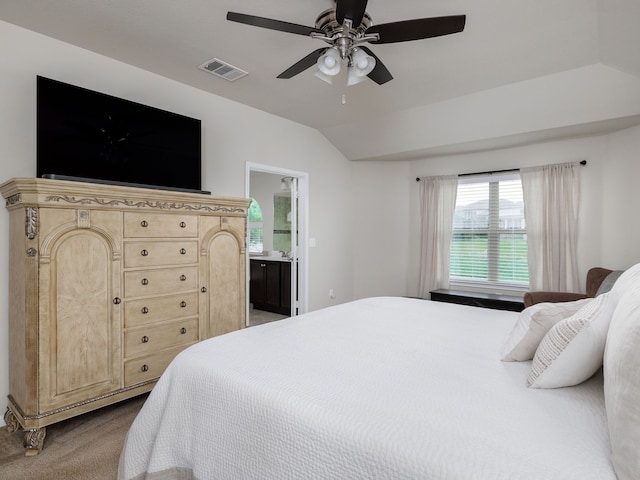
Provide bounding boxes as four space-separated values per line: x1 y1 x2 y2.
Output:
117 291 640 480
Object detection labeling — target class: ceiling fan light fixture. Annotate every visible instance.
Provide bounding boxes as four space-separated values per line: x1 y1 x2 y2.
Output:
347 67 367 86
346 48 376 86
227 3 466 87
314 70 334 84
316 47 342 76
351 48 376 76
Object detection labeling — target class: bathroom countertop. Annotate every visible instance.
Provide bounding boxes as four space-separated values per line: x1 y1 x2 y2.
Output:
249 255 292 262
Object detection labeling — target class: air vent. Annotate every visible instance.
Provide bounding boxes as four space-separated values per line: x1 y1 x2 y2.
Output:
198 58 248 82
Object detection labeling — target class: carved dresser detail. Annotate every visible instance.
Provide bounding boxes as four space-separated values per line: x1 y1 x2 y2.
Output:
0 178 250 455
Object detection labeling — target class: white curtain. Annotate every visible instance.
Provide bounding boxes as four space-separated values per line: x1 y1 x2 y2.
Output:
520 162 580 292
418 175 458 298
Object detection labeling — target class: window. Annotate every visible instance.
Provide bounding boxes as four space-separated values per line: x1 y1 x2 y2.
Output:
248 198 264 254
450 174 529 291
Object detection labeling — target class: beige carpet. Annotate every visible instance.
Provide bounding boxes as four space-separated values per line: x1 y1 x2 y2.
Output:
0 394 147 480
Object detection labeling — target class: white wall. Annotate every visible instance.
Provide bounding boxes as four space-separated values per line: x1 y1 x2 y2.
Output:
350 129 640 300
0 20 353 420
351 161 412 299
601 125 640 267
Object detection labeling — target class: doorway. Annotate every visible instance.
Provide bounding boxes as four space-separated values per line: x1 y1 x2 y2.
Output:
245 163 309 327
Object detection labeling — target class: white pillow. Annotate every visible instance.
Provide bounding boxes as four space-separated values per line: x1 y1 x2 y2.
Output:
500 298 592 362
610 261 640 294
604 286 640 480
527 292 617 388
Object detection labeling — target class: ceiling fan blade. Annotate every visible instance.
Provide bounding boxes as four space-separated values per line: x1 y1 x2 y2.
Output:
335 0 368 28
366 15 466 44
360 47 393 85
277 48 328 79
227 12 322 37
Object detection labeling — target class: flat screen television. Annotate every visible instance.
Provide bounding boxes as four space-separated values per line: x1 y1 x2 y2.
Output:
37 76 208 194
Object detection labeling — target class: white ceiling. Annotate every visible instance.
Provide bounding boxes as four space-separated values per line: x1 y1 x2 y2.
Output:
2 0 639 160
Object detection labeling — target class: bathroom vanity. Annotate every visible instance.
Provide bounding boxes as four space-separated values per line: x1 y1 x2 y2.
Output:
250 257 291 315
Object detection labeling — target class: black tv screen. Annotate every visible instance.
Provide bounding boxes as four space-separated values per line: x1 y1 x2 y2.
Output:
37 76 206 193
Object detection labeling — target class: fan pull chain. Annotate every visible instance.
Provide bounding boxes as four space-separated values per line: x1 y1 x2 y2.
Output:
341 94 347 105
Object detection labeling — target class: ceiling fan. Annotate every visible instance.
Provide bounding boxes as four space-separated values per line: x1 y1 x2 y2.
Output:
227 0 466 86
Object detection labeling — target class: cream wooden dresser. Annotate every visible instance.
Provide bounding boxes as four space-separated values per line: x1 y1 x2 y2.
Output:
0 178 250 455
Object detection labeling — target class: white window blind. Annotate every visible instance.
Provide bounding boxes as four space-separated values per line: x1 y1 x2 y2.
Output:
450 173 529 291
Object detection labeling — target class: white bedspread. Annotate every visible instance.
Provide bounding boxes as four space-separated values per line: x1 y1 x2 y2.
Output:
119 297 615 480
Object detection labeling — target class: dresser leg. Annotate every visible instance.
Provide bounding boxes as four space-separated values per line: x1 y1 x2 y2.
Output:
4 407 20 433
23 427 47 456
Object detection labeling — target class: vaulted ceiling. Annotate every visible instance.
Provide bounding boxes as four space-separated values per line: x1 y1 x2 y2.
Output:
2 0 639 160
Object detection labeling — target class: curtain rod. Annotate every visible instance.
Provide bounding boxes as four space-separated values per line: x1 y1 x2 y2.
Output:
416 160 586 182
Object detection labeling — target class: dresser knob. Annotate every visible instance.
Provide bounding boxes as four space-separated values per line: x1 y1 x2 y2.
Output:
201 286 207 293
141 335 149 343
141 278 149 285
180 328 187 335
180 248 186 255
180 301 187 308
141 364 149 372
113 297 121 305
141 307 149 314
180 275 186 281
141 220 148 228
179 221 186 228
141 249 149 256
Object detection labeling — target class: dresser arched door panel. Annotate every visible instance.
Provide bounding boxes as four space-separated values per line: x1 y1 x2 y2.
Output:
38 219 122 412
200 216 247 339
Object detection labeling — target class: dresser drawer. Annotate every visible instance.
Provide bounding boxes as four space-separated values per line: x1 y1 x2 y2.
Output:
124 318 198 358
124 240 198 268
124 292 199 328
124 212 198 238
124 266 198 298
124 345 194 387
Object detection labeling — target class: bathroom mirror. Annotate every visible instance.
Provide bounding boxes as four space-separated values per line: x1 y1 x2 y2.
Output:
273 193 292 252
